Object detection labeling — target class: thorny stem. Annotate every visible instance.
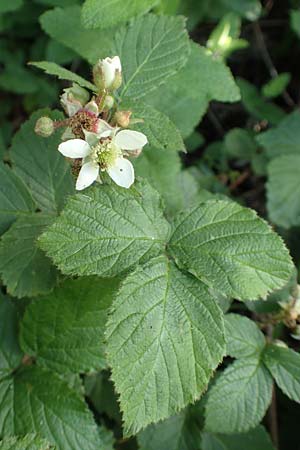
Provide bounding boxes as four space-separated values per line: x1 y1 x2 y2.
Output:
253 21 295 107
266 324 280 450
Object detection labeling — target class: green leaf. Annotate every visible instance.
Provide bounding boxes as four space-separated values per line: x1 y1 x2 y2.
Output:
10 110 74 214
262 73 291 99
221 0 261 21
263 344 300 403
20 277 120 373
29 61 96 91
168 200 293 300
145 43 240 138
256 111 300 159
39 179 170 277
0 214 58 299
0 294 22 376
290 9 300 38
0 367 105 450
0 61 39 95
0 0 23 14
225 314 265 358
0 434 54 450
0 162 35 235
106 256 225 435
224 128 257 160
205 358 273 433
237 77 285 125
122 101 185 151
113 14 190 100
138 407 202 450
81 0 158 30
267 154 300 228
202 425 275 450
40 6 116 64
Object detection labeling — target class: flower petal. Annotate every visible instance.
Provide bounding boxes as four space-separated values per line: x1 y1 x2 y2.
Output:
115 130 148 151
107 157 134 189
58 139 91 158
83 130 99 147
102 59 116 88
96 119 115 137
76 162 99 190
111 56 121 72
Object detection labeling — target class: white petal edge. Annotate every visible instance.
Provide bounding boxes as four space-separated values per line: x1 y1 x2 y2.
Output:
96 119 115 138
102 59 116 88
111 56 121 72
115 130 148 151
76 162 99 190
107 157 134 189
58 139 91 158
83 130 99 147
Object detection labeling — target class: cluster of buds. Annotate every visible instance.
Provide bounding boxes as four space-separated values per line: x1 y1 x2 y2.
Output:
279 287 300 339
35 56 147 190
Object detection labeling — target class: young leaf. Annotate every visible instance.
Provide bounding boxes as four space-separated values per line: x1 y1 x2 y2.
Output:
106 256 225 435
205 358 273 433
168 200 293 300
29 61 96 91
0 367 106 450
225 314 265 359
39 179 170 277
0 215 58 299
113 14 190 100
122 101 185 151
40 6 116 64
81 0 158 30
263 344 300 403
20 277 120 374
0 0 23 14
0 434 54 450
0 294 23 376
10 110 74 214
0 162 35 235
262 73 291 99
267 154 300 228
202 425 275 450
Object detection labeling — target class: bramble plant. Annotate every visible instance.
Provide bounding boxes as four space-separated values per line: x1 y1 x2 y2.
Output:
0 1 300 450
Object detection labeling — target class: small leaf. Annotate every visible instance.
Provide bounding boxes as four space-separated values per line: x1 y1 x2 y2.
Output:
267 154 300 228
81 0 158 30
106 256 225 434
263 344 300 403
262 73 291 99
0 294 23 376
0 162 35 235
29 61 96 91
0 434 54 450
39 179 170 277
20 277 120 373
10 110 74 214
225 314 265 358
205 358 273 433
202 425 275 450
0 0 23 14
113 14 190 100
0 215 58 298
0 366 106 450
168 200 293 300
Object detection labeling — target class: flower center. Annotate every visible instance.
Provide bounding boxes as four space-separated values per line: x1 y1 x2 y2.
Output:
92 139 121 170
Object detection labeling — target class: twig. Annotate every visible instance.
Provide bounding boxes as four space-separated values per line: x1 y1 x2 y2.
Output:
229 169 250 191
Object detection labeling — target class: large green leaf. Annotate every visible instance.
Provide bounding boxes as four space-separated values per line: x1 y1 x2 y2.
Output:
225 314 265 359
168 200 293 300
205 358 273 433
145 43 240 138
40 6 116 64
0 0 23 13
10 110 74 214
39 179 170 277
0 435 53 450
0 215 58 299
113 14 190 100
29 61 96 91
20 277 120 374
0 367 106 450
0 295 22 376
256 111 300 159
0 163 35 235
202 425 275 450
263 344 300 403
81 0 158 29
106 256 225 434
267 154 300 228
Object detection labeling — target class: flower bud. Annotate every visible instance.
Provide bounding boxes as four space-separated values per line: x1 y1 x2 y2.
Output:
34 117 54 137
61 83 90 117
93 56 122 91
103 95 114 110
84 100 99 116
114 110 132 128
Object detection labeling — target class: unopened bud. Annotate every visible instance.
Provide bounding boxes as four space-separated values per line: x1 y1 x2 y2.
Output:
104 95 114 110
35 117 54 137
61 83 90 117
114 110 132 128
84 100 99 116
93 56 122 91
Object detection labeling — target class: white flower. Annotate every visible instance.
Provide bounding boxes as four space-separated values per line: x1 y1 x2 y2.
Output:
58 120 148 190
93 56 122 90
